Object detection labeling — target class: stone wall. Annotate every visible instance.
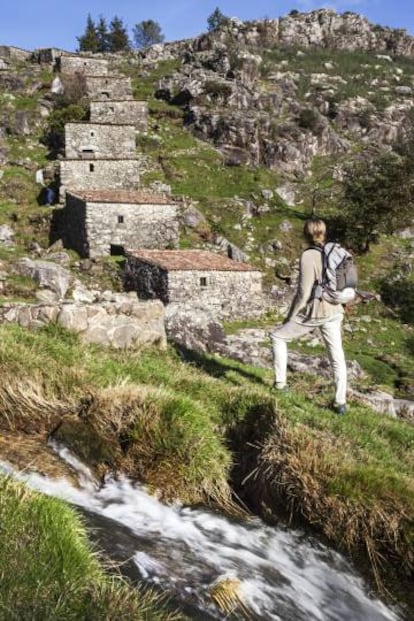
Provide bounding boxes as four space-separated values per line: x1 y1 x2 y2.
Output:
0 45 31 62
90 100 148 132
65 123 136 159
60 159 140 198
84 200 179 258
0 296 167 350
58 55 109 75
124 257 169 302
61 194 88 256
167 270 263 317
124 257 263 318
33 48 69 65
84 76 133 100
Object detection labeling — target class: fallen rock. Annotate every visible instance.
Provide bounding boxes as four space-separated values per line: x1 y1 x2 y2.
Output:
166 304 225 354
0 224 14 245
14 258 72 299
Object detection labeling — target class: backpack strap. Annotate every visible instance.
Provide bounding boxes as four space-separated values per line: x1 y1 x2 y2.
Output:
307 245 328 285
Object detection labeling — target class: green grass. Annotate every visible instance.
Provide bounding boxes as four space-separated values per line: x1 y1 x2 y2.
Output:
0 476 180 620
0 322 413 598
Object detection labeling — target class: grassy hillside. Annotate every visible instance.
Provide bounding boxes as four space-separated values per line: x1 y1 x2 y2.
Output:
0 322 412 611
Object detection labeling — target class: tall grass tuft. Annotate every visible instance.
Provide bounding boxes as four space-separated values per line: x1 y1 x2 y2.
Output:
0 476 182 620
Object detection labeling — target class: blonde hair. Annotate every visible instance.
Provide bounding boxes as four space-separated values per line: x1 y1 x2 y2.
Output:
303 218 326 246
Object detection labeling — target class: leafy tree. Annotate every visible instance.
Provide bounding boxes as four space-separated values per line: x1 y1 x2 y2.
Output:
108 16 130 52
96 16 110 53
207 7 230 32
133 19 165 49
77 14 99 52
340 151 414 252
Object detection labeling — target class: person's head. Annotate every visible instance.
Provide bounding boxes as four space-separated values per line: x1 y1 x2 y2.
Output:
303 218 326 246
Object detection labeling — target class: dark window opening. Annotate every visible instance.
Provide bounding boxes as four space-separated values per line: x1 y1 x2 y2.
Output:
200 277 208 287
117 215 124 224
90 131 94 137
89 163 94 172
101 91 110 99
110 244 125 256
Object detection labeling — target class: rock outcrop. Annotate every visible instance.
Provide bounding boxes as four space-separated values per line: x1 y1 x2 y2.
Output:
152 10 414 176
0 293 166 350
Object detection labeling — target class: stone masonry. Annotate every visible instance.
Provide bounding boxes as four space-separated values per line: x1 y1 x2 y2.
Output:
124 250 263 318
58 55 109 75
60 159 140 198
90 100 148 132
65 123 136 159
0 297 167 350
84 76 133 100
63 191 179 258
57 52 264 317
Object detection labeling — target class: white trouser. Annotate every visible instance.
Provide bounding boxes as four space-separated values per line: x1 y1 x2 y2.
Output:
270 315 347 406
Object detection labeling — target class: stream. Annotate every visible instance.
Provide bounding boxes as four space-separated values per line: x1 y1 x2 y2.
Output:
0 443 402 621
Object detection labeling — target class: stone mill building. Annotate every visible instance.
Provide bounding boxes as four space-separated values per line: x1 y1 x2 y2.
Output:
56 52 263 317
124 249 263 317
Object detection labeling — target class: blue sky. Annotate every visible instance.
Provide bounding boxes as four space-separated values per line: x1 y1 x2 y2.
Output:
1 1 413 52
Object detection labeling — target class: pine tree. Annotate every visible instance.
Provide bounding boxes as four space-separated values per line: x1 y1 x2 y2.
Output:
132 20 165 49
77 14 99 52
207 7 229 32
108 16 130 52
96 16 110 53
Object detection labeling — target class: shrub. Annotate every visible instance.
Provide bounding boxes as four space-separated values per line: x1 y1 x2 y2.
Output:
340 151 414 252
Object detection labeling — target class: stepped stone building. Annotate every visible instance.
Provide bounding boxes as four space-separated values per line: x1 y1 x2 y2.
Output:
58 55 109 75
60 159 140 198
90 100 148 131
84 76 133 100
65 123 136 159
63 191 178 258
124 250 263 317
0 45 31 62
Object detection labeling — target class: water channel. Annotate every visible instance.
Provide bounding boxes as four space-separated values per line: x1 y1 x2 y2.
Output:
0 444 402 621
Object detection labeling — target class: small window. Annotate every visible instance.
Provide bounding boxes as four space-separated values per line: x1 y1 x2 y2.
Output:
200 277 208 288
117 215 124 224
89 163 94 172
90 131 94 137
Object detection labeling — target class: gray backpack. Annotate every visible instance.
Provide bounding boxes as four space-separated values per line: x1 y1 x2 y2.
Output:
312 243 358 305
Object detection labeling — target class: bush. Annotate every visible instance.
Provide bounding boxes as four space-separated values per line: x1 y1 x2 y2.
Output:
44 103 88 153
380 277 414 324
298 108 324 133
340 151 414 252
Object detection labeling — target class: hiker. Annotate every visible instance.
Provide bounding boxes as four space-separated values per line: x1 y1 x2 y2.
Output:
270 218 347 415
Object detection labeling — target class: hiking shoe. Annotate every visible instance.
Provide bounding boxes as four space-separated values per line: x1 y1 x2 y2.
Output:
334 403 347 416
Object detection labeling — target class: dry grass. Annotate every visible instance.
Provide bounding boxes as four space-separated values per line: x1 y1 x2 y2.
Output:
209 577 252 619
0 378 77 434
235 412 414 591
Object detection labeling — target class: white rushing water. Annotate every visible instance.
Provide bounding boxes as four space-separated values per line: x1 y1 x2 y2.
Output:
0 444 402 621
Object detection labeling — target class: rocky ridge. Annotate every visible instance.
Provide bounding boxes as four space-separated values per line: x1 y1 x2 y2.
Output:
134 10 414 175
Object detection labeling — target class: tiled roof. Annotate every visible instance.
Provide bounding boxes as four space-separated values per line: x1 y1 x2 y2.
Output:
90 99 147 104
65 121 135 127
126 249 259 272
85 75 129 80
63 157 138 161
69 190 172 204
